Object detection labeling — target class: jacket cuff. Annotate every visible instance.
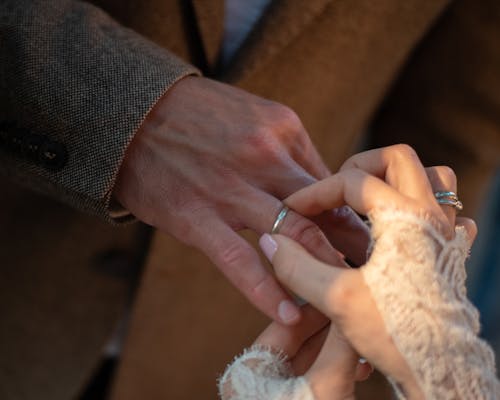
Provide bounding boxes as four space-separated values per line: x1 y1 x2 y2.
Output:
0 0 200 222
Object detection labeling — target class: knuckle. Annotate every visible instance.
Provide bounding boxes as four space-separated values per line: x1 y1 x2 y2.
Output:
274 105 302 129
219 240 256 269
241 104 304 163
391 143 419 161
171 207 213 246
266 103 304 140
245 127 283 161
169 211 198 244
340 156 356 171
436 165 457 188
173 221 195 245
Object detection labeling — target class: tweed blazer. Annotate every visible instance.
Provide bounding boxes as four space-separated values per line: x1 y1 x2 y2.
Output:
1 0 499 399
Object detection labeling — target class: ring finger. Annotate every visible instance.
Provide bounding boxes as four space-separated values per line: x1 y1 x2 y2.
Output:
340 144 437 207
233 185 349 267
425 166 459 229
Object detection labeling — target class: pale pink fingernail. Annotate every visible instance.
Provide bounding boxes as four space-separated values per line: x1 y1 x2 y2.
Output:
278 300 300 324
259 233 278 261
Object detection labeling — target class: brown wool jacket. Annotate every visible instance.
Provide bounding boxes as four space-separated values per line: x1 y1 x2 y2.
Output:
1 1 499 399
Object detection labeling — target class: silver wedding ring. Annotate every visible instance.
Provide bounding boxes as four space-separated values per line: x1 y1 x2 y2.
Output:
270 206 304 305
271 206 289 234
434 191 463 212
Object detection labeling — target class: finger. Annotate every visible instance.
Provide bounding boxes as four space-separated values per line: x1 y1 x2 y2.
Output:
312 208 371 267
260 234 374 386
291 324 330 375
456 217 478 246
270 111 330 181
254 304 329 358
255 161 370 266
237 188 348 267
187 217 302 325
285 169 411 219
270 206 348 268
291 324 374 380
259 233 344 316
355 360 374 382
291 135 331 180
340 144 435 204
425 166 458 227
305 325 358 398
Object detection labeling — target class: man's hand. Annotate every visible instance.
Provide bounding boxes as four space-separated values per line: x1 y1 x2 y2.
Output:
114 76 370 324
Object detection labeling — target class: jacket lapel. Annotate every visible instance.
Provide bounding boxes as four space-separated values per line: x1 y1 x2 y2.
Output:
191 0 225 72
222 0 333 82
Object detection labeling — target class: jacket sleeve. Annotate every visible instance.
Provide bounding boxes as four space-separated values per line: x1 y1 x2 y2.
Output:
0 0 200 222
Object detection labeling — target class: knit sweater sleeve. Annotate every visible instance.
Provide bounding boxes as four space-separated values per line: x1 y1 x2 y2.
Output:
362 209 499 399
219 209 499 400
218 346 315 400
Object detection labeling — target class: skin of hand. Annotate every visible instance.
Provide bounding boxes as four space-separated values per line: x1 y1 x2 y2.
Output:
255 144 477 399
113 76 371 325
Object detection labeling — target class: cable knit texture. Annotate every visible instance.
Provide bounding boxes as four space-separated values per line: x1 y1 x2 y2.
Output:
363 209 499 399
219 209 499 400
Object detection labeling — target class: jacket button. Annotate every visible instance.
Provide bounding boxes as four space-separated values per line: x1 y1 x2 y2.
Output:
7 130 26 153
23 134 44 161
38 140 68 171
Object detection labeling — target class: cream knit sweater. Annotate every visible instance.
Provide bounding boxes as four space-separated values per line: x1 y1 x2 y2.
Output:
219 209 500 399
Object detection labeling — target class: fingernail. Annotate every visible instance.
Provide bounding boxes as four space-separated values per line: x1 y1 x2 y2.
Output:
259 233 278 261
278 300 300 324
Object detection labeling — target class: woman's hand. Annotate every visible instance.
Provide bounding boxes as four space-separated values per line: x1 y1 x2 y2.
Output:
255 145 476 399
249 305 373 398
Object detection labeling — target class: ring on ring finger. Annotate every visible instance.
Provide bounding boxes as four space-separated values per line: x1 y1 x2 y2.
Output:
271 206 290 234
434 191 463 212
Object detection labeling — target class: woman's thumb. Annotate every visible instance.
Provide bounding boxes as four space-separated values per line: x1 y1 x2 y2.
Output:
259 233 344 319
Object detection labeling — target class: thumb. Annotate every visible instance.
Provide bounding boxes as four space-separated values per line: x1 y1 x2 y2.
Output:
259 233 344 318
